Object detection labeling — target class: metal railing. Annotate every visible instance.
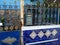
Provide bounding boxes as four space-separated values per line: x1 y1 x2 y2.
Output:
0 5 20 31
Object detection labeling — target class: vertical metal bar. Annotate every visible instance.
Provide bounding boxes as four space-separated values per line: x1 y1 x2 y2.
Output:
55 8 56 24
57 0 59 24
40 7 41 25
9 0 11 26
4 0 6 30
44 7 45 24
38 8 41 25
50 4 52 24
51 7 52 24
54 6 55 24
47 8 48 24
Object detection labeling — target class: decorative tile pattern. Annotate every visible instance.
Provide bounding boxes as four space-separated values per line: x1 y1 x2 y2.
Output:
29 31 37 39
38 31 44 38
2 37 17 44
0 30 20 45
23 28 60 45
52 29 57 36
45 30 51 38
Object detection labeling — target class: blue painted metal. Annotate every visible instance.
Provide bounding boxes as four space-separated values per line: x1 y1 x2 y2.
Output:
0 30 20 45
23 28 60 45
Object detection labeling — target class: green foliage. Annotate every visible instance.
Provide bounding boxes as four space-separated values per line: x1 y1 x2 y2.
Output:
1 16 4 23
45 9 48 15
30 0 35 2
44 0 48 7
36 0 40 7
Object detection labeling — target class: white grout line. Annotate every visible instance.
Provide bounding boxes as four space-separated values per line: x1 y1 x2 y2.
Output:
26 38 58 45
22 25 60 31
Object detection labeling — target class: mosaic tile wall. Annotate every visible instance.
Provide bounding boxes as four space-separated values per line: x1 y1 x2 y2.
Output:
23 27 60 45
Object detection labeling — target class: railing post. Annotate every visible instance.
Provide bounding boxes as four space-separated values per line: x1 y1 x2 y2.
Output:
20 0 24 26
